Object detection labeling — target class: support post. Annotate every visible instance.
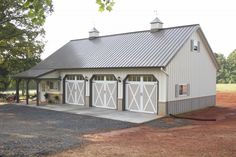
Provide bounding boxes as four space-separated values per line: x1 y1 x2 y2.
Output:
36 80 40 106
26 79 30 105
16 79 21 103
62 76 66 104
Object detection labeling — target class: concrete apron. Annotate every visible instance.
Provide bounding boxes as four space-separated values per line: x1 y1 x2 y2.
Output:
17 103 162 123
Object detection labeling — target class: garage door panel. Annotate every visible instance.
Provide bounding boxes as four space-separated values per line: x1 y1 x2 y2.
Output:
76 82 84 105
65 78 85 105
92 76 117 109
106 82 116 108
143 84 157 113
66 82 76 104
93 82 104 107
125 76 158 114
126 83 140 111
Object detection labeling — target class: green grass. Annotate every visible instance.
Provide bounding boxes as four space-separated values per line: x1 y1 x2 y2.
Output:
1 90 36 95
216 84 236 92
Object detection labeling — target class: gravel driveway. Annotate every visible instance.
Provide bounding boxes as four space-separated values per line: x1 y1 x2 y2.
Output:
0 104 134 157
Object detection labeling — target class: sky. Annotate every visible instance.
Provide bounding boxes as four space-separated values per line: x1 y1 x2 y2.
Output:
42 0 236 59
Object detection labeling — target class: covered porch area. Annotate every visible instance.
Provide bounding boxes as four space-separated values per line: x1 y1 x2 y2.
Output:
14 69 61 106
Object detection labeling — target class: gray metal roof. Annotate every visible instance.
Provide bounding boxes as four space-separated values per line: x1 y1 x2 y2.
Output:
15 24 200 78
15 69 54 78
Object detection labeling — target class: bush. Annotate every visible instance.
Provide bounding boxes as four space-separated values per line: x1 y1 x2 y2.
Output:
44 93 49 99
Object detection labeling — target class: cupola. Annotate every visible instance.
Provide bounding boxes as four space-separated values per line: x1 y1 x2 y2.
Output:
89 27 99 39
150 17 163 32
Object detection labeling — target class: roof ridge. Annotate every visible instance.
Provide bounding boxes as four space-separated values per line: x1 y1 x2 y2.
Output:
70 24 200 42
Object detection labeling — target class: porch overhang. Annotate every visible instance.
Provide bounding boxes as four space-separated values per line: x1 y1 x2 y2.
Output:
14 69 61 106
13 69 55 79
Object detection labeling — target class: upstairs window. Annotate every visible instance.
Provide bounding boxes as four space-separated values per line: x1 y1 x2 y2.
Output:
191 40 200 52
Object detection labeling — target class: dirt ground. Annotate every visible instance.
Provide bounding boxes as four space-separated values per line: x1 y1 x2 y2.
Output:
49 92 236 157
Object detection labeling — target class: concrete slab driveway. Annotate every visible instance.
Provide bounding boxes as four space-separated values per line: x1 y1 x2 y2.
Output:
25 104 160 123
0 104 134 156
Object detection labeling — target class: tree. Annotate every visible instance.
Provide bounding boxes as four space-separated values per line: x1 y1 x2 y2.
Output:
0 67 9 91
0 0 53 90
227 49 236 83
96 0 115 12
215 53 229 83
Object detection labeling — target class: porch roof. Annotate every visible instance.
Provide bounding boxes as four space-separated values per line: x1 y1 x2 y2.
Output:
14 69 54 79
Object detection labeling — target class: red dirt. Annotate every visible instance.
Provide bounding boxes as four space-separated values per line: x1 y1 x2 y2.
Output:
217 92 236 106
49 92 236 157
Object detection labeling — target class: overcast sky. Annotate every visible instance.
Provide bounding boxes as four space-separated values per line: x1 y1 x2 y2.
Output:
42 0 236 59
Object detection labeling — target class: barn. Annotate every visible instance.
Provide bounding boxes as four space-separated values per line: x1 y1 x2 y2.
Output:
14 17 219 115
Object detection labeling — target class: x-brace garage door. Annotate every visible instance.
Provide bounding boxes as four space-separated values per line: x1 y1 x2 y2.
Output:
125 75 158 113
65 75 85 105
92 75 117 109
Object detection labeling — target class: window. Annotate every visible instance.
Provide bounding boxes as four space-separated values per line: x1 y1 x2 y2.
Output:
94 75 104 81
76 75 84 80
67 75 75 80
42 83 46 92
106 75 116 81
191 40 200 52
94 75 116 81
175 84 190 97
66 75 84 80
143 75 156 82
127 75 141 81
49 81 54 89
179 84 188 95
47 81 59 90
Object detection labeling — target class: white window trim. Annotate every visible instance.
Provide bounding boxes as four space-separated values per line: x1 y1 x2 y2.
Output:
191 39 200 52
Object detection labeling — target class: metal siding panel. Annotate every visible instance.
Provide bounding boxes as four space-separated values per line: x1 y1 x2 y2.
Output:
168 95 215 114
166 30 217 102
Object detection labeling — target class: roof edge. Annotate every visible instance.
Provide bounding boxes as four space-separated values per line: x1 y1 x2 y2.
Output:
162 25 200 67
70 24 200 42
13 69 56 79
196 28 220 70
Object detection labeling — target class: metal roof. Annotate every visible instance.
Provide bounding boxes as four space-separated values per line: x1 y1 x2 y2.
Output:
150 17 163 24
15 24 200 78
15 69 54 78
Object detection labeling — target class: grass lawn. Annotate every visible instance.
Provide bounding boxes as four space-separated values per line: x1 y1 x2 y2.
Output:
1 90 36 95
216 84 236 92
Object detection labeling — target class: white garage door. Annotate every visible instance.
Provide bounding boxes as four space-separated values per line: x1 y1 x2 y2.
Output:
125 75 158 113
92 75 117 109
65 75 85 105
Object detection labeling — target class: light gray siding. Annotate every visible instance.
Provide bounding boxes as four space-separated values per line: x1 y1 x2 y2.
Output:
38 71 59 79
167 95 215 114
166 29 217 114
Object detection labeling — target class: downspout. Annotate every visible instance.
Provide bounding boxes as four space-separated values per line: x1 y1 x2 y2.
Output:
160 67 169 115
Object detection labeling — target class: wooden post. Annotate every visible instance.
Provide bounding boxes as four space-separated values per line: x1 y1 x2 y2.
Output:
16 79 21 103
62 76 66 104
36 80 40 106
26 79 30 105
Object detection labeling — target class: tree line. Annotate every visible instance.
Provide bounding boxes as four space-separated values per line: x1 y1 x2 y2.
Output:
0 0 115 92
215 49 236 83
